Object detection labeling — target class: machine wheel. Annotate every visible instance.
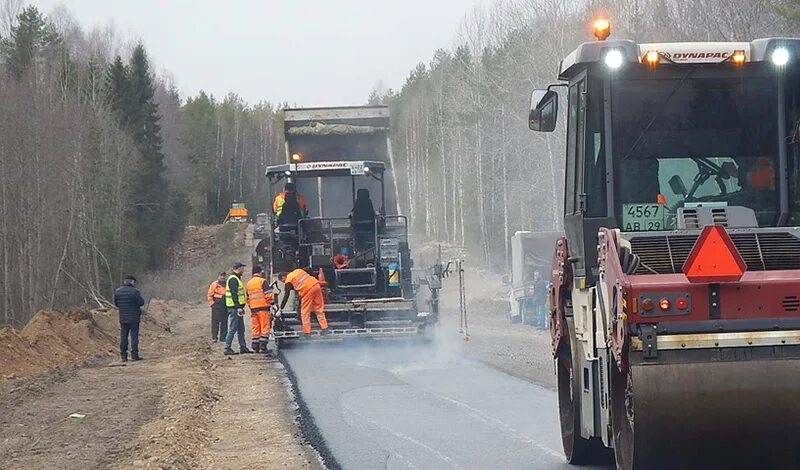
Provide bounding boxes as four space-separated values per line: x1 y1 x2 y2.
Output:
610 356 638 470
557 319 610 464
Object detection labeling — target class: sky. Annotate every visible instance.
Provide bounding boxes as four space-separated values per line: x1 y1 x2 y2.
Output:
31 0 480 106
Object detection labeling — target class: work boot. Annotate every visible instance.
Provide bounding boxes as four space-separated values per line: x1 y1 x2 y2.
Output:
131 353 141 361
260 342 269 354
240 347 254 354
224 349 238 356
251 343 261 353
120 353 128 362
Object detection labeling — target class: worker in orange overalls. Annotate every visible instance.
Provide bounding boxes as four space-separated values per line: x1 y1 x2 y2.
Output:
246 266 274 354
748 156 775 191
277 269 329 335
207 271 228 342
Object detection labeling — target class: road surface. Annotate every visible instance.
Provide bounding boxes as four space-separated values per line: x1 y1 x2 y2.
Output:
282 340 614 470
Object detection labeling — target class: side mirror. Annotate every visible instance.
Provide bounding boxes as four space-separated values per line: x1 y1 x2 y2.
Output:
668 175 688 196
529 89 558 132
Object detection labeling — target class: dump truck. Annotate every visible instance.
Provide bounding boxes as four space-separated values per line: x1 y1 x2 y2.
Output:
509 231 561 325
254 106 439 347
528 20 800 469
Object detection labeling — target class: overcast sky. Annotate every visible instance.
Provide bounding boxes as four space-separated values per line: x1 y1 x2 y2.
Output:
31 0 480 106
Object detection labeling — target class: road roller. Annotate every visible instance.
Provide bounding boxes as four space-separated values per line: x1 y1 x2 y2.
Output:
528 19 800 470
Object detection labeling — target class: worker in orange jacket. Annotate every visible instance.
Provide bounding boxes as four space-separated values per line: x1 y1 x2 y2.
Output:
207 271 228 342
277 269 329 335
246 266 274 354
748 156 775 191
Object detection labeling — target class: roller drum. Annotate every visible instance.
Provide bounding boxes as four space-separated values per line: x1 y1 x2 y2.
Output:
613 355 800 469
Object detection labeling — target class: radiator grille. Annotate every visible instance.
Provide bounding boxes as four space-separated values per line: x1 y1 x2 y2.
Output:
680 208 730 230
629 231 800 274
783 296 800 312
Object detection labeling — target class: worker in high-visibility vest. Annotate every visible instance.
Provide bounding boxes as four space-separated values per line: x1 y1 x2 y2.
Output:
272 182 308 223
207 271 228 342
277 269 329 335
246 266 274 354
224 262 254 355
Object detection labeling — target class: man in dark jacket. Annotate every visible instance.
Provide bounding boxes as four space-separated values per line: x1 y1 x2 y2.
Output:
531 271 548 330
114 274 145 362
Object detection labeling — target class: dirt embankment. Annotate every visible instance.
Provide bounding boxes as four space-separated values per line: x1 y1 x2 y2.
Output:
0 224 241 382
0 224 318 470
0 302 318 470
143 224 248 302
165 224 238 270
0 303 174 379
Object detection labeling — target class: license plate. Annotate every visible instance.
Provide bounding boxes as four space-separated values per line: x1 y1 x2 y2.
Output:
622 203 665 231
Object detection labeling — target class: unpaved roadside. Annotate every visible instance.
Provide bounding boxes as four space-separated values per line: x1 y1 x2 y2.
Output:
0 303 318 470
438 267 557 390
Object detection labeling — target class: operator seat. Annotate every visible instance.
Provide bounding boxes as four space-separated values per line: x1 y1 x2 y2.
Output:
351 188 376 248
352 189 376 227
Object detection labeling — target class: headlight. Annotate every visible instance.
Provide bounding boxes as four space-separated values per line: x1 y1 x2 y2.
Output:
772 47 790 66
604 49 624 69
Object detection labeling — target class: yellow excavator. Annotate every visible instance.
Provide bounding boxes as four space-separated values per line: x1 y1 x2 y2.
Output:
224 201 249 223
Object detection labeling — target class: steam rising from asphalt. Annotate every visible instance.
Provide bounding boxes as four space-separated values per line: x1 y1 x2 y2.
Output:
285 329 464 374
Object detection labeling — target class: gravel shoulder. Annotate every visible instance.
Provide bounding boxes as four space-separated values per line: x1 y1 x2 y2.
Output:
438 268 557 389
0 303 318 470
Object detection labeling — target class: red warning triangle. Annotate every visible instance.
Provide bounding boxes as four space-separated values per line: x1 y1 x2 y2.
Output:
682 225 746 283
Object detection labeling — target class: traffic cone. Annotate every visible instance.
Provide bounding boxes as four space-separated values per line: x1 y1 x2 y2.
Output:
318 267 327 288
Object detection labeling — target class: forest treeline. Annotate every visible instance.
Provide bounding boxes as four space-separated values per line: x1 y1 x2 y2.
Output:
0 4 284 326
380 0 800 270
2 1 800 326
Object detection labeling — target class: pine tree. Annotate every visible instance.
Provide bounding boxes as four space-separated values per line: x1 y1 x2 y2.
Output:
105 56 129 119
0 6 60 80
104 45 178 269
182 91 219 222
127 45 174 268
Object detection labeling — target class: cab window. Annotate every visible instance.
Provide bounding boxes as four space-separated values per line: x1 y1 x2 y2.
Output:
612 74 778 230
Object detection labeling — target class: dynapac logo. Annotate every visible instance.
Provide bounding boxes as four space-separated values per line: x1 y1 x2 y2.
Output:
663 51 730 61
299 162 350 170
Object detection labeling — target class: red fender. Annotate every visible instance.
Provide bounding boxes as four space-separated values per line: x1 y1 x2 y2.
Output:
598 228 633 373
549 237 573 357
